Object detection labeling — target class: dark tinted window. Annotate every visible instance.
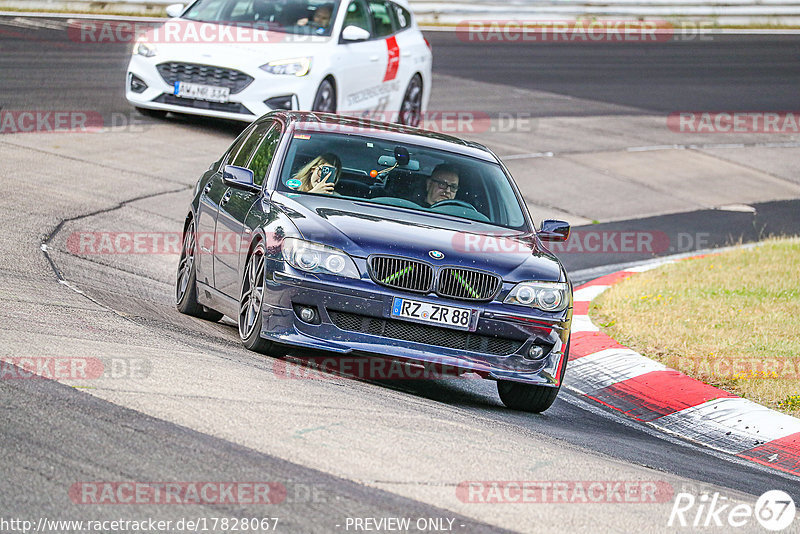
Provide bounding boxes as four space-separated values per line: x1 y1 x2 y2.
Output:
278 131 527 229
367 0 394 37
183 0 340 36
343 0 370 33
248 124 282 186
232 120 273 168
392 2 410 29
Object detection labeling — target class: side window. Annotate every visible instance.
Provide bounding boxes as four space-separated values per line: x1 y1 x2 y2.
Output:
228 0 254 19
367 0 394 38
222 124 256 167
231 120 273 168
247 124 282 186
392 3 410 29
183 0 227 20
343 0 370 33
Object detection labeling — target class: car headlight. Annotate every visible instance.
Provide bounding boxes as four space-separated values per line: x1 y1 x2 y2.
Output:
282 238 359 278
260 58 311 76
133 40 157 57
504 281 569 312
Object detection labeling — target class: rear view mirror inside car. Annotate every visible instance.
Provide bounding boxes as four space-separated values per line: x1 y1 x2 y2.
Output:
377 155 420 171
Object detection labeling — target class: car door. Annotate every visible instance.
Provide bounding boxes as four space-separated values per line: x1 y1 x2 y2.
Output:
386 1 423 111
215 120 283 298
195 125 254 288
364 0 404 117
335 0 386 115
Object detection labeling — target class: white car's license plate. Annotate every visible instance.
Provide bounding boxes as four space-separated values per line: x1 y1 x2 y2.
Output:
391 297 476 331
173 81 230 103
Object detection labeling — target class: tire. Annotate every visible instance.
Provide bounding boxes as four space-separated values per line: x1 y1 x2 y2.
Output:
312 78 336 113
498 338 570 413
238 242 287 357
497 381 560 413
135 107 168 119
398 74 423 127
176 221 223 321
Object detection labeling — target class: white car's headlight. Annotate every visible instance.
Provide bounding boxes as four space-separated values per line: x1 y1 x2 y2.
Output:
133 40 157 57
504 281 569 312
260 57 311 76
282 238 359 278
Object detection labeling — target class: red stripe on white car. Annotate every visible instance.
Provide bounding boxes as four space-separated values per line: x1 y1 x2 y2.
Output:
567 259 800 477
383 36 400 82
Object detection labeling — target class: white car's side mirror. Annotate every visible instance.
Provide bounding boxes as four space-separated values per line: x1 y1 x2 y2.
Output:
165 3 185 17
341 25 371 42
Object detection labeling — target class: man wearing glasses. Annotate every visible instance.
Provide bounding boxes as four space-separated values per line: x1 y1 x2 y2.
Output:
424 164 460 207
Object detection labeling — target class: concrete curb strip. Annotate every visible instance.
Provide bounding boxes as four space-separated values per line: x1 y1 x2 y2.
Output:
566 255 800 478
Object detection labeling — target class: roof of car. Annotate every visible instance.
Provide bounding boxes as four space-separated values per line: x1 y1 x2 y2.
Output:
261 111 498 162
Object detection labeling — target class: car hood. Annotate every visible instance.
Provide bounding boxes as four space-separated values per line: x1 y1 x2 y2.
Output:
273 194 564 282
140 20 329 65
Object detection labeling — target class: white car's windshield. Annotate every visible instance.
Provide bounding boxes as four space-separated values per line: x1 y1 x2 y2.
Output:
182 0 340 36
277 131 529 230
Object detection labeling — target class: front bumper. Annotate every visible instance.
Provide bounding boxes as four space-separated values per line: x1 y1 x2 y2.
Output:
125 54 317 122
261 270 572 386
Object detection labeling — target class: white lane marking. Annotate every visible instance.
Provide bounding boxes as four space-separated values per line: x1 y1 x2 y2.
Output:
559 390 800 485
625 260 675 272
716 203 757 213
566 347 666 393
573 284 609 301
503 151 554 160
2 16 67 30
653 397 800 455
570 315 598 333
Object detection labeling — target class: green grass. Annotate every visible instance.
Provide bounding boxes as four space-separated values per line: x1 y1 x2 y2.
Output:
591 238 800 418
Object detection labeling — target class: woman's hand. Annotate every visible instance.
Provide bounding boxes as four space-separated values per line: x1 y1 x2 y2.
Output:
308 180 335 194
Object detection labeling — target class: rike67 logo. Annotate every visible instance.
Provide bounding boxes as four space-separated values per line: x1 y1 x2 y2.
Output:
669 490 796 531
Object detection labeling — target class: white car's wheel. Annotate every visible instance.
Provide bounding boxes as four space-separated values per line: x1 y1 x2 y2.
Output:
398 74 422 126
312 79 336 113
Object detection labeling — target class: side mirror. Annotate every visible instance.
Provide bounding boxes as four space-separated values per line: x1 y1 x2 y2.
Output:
222 165 260 191
341 25 371 42
539 219 570 242
165 3 185 17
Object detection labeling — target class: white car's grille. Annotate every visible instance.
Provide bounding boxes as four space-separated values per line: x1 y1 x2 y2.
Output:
157 62 254 94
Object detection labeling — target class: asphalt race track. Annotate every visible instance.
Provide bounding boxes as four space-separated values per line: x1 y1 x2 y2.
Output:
1 16 800 533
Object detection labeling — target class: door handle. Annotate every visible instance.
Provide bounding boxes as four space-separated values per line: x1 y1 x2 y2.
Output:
203 182 213 194
220 190 232 206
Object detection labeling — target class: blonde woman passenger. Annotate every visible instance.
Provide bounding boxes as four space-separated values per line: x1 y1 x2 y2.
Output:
295 153 342 195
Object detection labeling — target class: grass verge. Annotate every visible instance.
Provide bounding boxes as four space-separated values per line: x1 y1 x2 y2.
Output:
591 238 800 418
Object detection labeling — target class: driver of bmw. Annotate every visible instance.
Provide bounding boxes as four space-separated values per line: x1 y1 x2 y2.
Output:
425 164 460 207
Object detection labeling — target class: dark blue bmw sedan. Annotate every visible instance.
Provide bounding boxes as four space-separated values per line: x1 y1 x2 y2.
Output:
177 111 573 412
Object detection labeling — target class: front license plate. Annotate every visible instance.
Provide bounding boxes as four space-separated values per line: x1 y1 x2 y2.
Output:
391 297 476 331
173 81 230 103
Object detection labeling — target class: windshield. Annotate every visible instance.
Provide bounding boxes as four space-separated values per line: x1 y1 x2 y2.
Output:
276 131 529 230
182 0 340 36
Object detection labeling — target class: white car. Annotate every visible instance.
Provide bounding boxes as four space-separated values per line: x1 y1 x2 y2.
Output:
125 0 431 124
